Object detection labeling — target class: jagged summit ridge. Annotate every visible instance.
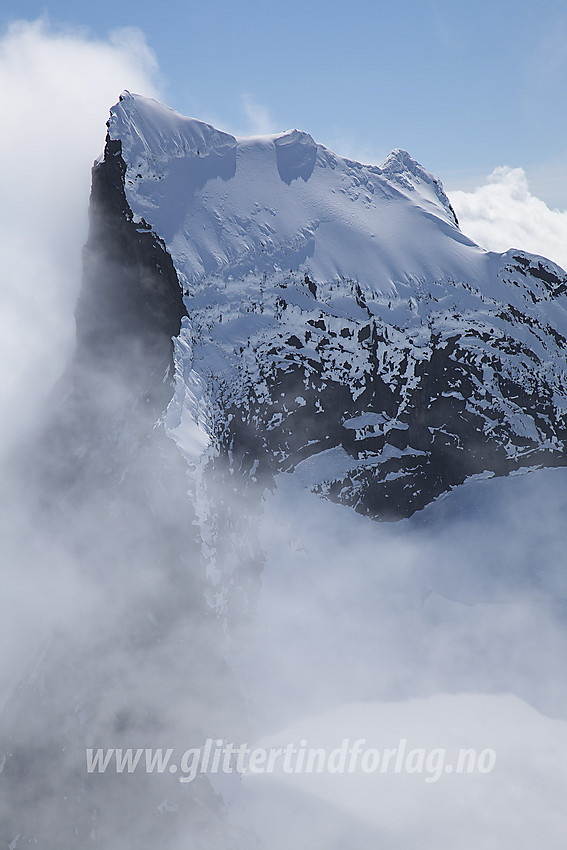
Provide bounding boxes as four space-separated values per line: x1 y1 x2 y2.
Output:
108 92 475 291
379 147 459 226
111 90 237 161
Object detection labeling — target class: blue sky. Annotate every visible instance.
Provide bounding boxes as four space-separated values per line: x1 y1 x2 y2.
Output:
2 0 566 205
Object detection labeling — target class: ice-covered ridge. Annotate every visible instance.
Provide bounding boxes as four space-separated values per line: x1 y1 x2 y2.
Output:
379 148 459 226
108 92 482 294
110 91 236 162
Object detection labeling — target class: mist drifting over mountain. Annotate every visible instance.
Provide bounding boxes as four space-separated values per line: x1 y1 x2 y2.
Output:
1 83 567 849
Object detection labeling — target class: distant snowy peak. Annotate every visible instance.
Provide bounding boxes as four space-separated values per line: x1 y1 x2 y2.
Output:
379 147 459 227
107 92 471 291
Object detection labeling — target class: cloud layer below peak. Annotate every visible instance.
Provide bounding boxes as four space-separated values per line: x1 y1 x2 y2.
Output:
449 166 567 271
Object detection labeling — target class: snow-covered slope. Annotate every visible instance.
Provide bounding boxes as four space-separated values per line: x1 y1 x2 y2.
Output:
105 91 567 519
109 92 467 290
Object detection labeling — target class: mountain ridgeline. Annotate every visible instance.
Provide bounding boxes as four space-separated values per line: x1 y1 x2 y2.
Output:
94 92 567 520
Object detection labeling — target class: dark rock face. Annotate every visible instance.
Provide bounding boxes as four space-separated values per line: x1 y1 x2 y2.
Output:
78 137 186 367
45 135 187 496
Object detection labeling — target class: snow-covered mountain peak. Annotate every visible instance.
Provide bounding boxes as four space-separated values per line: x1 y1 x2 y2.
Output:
107 93 480 293
272 128 318 184
110 91 237 164
379 147 459 226
96 93 567 520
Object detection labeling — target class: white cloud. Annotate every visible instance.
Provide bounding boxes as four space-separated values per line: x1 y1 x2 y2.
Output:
0 19 161 459
449 166 567 272
240 93 278 134
228 467 567 848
